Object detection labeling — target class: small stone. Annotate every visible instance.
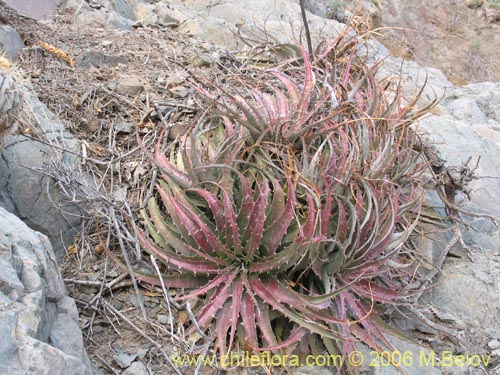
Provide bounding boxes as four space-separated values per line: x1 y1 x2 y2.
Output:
112 301 123 310
166 72 187 85
114 122 135 134
157 314 171 325
77 51 126 69
192 53 215 67
111 186 128 202
169 85 189 98
2 0 57 20
122 361 149 375
137 348 149 360
92 325 104 333
113 351 138 369
489 339 500 349
107 80 118 91
0 26 25 60
108 270 119 278
116 77 145 97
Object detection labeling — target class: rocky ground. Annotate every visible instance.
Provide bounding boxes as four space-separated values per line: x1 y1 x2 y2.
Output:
310 0 500 85
1 1 500 375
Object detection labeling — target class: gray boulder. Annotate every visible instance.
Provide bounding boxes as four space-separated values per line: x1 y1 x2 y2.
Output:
0 69 83 259
176 0 345 50
0 25 25 60
60 0 138 29
2 0 62 21
0 207 97 374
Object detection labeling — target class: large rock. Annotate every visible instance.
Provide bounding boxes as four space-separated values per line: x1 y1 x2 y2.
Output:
0 25 25 60
177 0 345 50
0 69 83 259
60 0 138 29
2 0 61 21
0 207 97 374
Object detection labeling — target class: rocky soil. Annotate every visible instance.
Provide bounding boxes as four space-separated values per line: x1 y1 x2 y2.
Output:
1 1 500 375
324 0 500 85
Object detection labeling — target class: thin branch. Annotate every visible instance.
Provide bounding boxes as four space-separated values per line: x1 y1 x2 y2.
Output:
110 208 148 320
150 254 176 339
299 0 314 60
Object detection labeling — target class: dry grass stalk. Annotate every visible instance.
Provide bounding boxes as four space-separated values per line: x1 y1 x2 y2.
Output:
38 40 75 67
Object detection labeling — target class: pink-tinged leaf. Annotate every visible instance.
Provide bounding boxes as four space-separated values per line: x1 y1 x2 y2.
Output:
244 178 270 260
255 301 278 348
343 292 388 352
354 186 365 219
174 272 230 301
349 197 397 267
193 270 238 331
190 188 225 235
259 276 330 310
228 279 243 352
237 172 255 230
249 240 303 273
251 327 308 352
320 189 333 237
298 194 317 243
251 89 276 126
146 203 226 266
156 183 197 249
273 87 291 126
164 191 214 253
148 198 198 255
216 301 233 355
295 47 315 126
264 178 285 229
106 248 207 288
270 72 299 109
240 293 258 349
250 278 344 340
341 49 356 88
176 194 235 259
192 84 216 100
221 187 241 249
137 229 221 274
263 178 296 254
163 186 234 259
350 280 403 303
152 128 191 188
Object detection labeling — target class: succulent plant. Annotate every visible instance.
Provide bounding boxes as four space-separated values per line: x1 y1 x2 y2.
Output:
125 32 440 370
